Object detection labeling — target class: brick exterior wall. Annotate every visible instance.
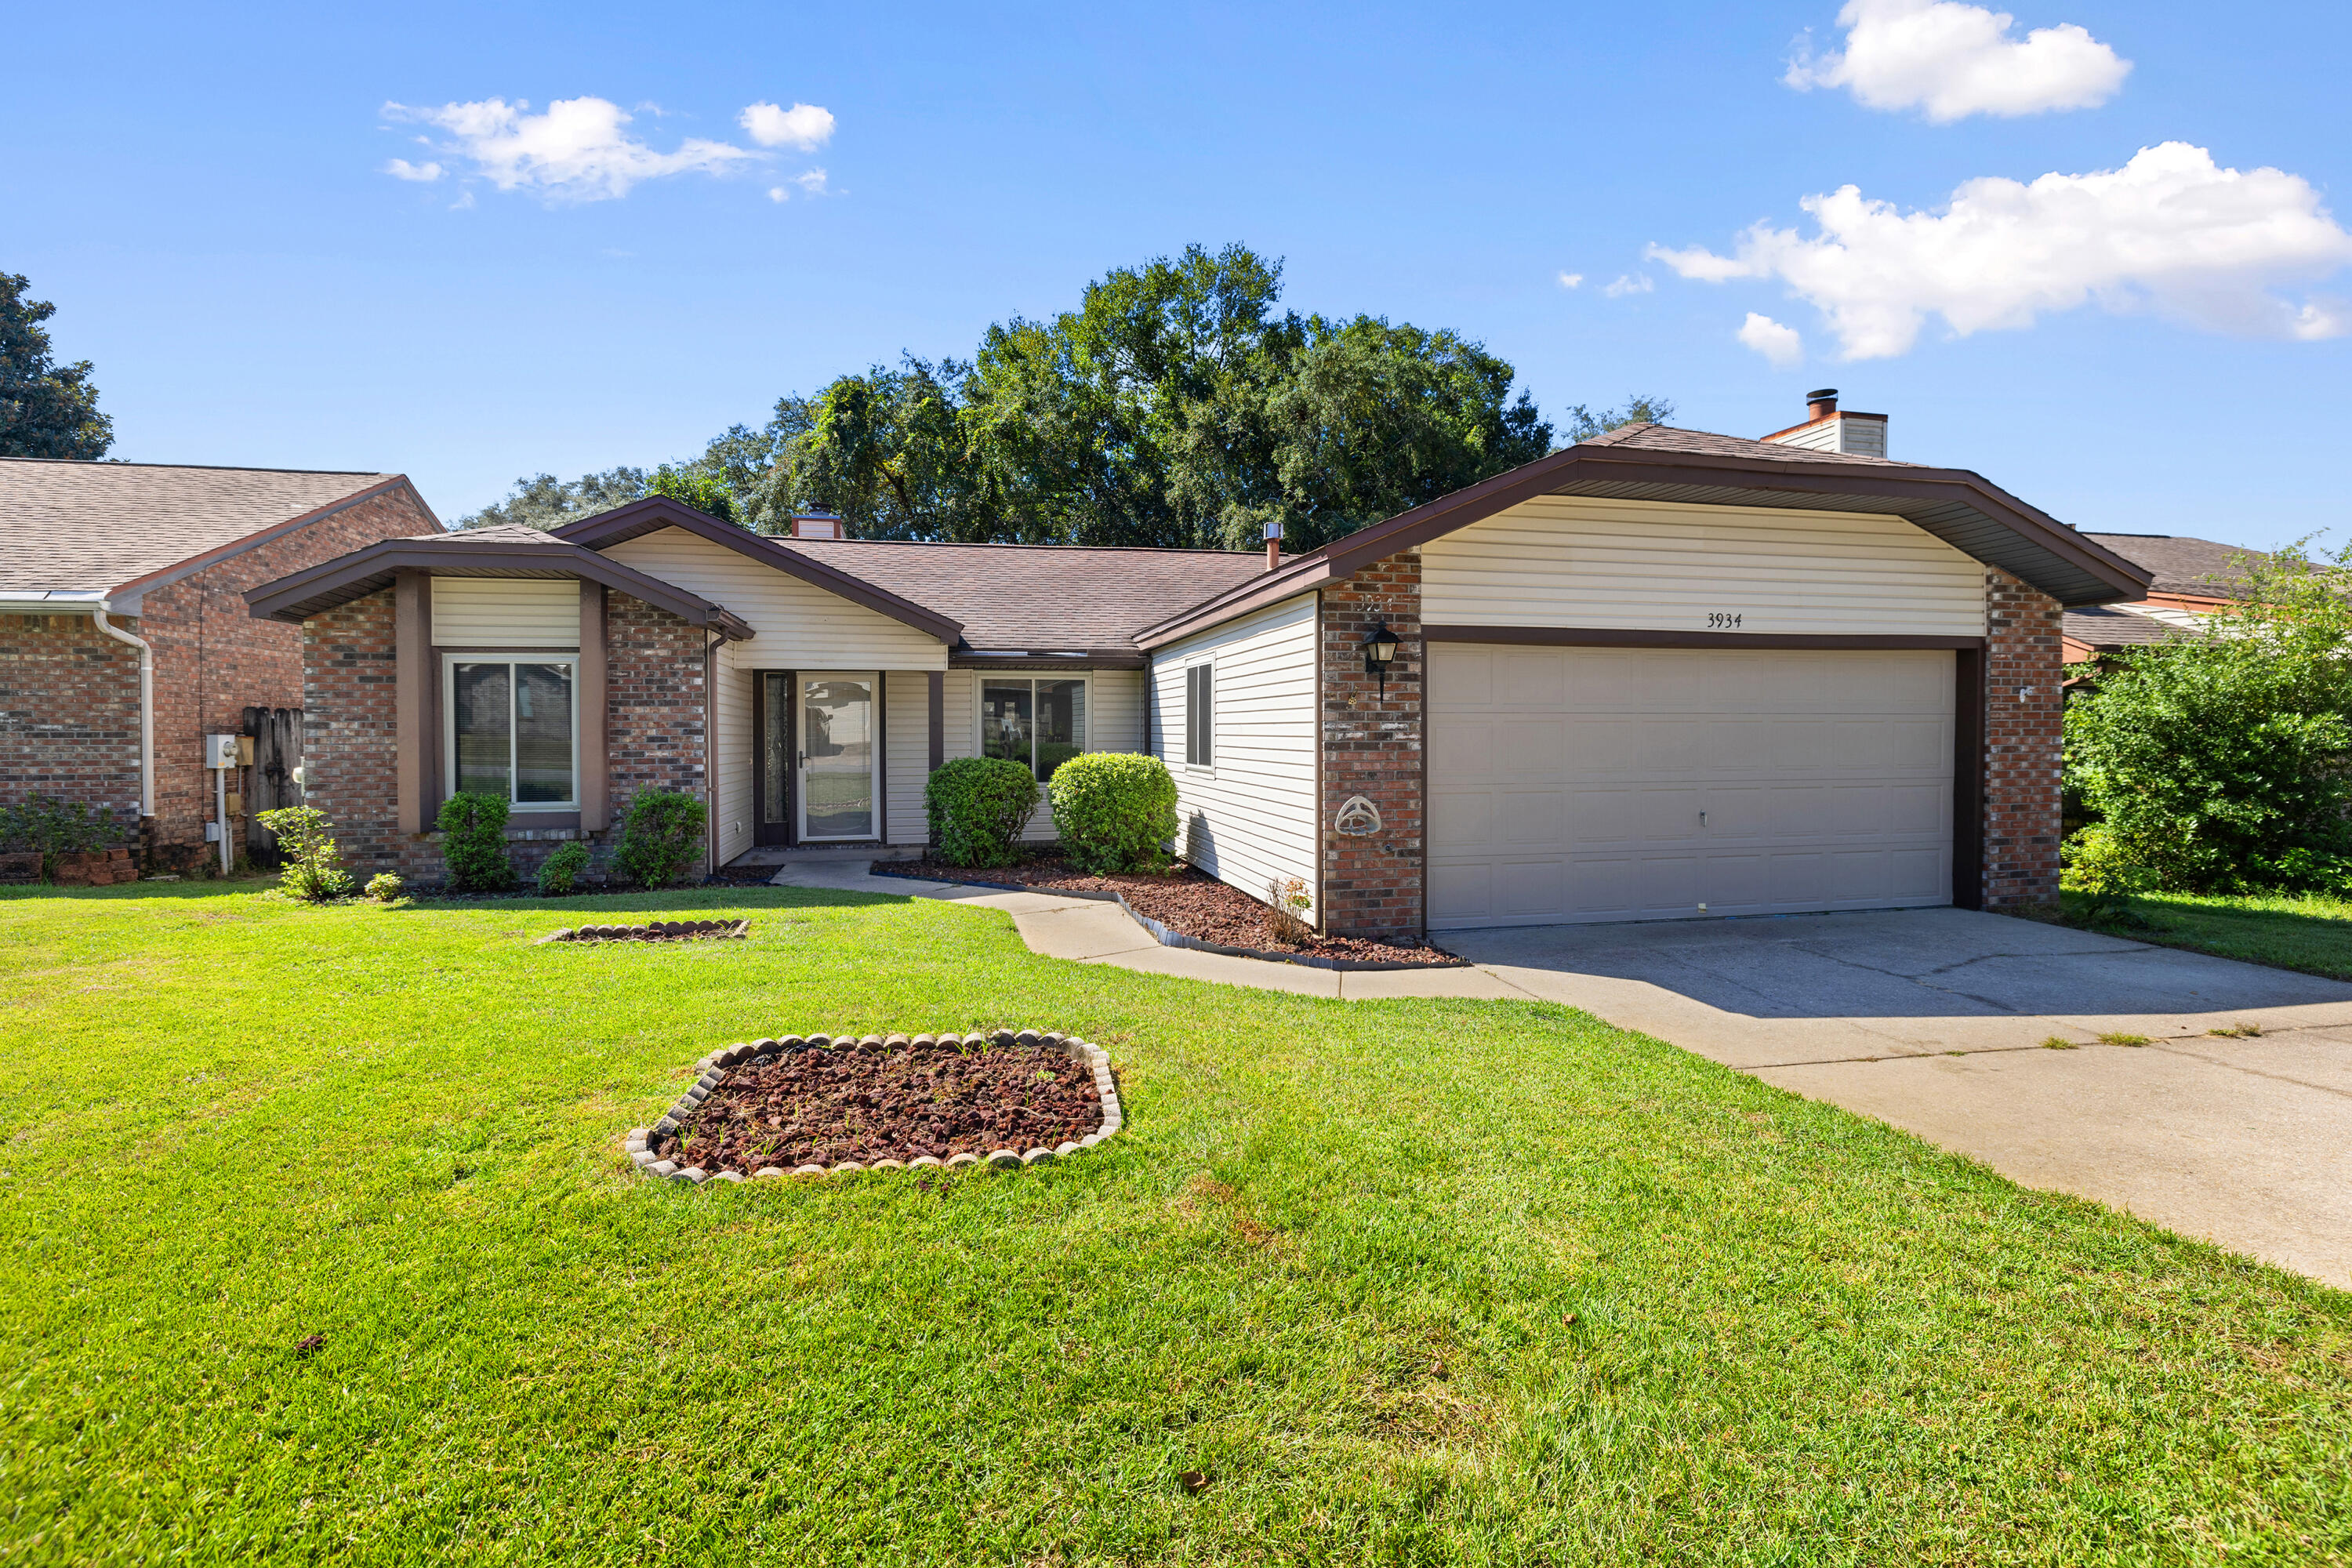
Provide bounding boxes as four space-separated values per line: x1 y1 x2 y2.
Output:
1982 567 2066 909
300 587 710 887
0 482 434 870
1319 549 1424 938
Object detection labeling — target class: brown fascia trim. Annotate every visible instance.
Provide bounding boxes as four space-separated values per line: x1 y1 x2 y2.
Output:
555 498 965 644
1423 626 1987 651
244 536 753 639
1759 412 1887 444
103 475 438 612
948 648 1148 670
1137 443 2152 648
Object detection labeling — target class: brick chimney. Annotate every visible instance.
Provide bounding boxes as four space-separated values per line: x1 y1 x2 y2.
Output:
1761 388 1888 458
790 511 849 539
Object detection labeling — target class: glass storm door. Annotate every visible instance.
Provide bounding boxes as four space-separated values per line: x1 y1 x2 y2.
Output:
797 673 876 840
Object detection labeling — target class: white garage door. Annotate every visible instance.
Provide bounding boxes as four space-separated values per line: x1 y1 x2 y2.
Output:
1428 644 1954 929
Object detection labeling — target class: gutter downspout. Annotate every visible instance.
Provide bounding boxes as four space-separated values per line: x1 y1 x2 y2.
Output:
91 609 155 822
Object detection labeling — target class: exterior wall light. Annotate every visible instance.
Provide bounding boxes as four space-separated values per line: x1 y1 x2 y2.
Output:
1362 622 1402 698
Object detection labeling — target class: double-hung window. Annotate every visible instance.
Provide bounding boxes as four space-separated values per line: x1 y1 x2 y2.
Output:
1185 662 1212 768
448 657 579 808
981 677 1087 782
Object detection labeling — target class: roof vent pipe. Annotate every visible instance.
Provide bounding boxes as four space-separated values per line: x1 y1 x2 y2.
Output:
1263 520 1283 572
1806 388 1839 422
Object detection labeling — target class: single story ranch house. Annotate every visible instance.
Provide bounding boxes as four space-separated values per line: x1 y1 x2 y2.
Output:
245 396 2150 937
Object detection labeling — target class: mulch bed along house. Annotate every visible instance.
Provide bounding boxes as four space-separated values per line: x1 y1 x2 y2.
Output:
876 855 1462 967
652 1035 1102 1172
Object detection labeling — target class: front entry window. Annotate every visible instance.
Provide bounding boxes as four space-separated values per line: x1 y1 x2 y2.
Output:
449 659 575 807
982 677 1086 782
800 674 875 840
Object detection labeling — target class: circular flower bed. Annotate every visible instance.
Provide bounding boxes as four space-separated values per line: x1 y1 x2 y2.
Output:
539 919 748 945
623 1030 1122 1184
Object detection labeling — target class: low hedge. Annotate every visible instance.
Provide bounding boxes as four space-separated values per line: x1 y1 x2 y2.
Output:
615 791 706 887
437 793 514 891
1049 753 1177 873
926 757 1040 868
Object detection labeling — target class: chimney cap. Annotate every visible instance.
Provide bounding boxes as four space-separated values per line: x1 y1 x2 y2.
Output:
1805 387 1838 402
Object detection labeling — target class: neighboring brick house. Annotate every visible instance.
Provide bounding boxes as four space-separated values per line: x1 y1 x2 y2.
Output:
0 459 439 870
249 394 2149 928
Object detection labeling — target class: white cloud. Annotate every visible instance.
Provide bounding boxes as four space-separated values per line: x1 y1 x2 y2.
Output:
383 158 443 182
792 169 829 196
739 100 835 151
1648 143 2352 358
1737 313 1807 368
1603 274 1654 297
383 96 754 201
1786 0 2129 122
1556 270 1584 289
768 185 790 203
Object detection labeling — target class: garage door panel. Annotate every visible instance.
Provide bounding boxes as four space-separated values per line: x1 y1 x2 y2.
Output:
1431 644 1955 929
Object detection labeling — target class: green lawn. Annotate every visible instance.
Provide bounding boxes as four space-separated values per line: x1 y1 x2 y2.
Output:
2063 887 2352 982
3 882 2348 1565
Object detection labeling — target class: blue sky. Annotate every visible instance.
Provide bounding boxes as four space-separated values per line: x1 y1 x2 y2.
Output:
5 1 2347 548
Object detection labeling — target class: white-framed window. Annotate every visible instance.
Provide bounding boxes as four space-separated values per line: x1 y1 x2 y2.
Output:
444 655 579 810
979 674 1089 782
1184 662 1212 768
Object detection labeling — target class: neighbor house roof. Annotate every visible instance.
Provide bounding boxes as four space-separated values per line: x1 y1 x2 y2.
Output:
2062 604 2198 653
2079 532 2262 600
0 458 430 609
1134 423 2155 648
244 524 754 640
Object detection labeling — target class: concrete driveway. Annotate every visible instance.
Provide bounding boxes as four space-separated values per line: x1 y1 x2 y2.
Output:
1441 909 2352 1290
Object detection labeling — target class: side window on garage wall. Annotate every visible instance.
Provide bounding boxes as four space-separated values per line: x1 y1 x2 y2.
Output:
1185 662 1212 767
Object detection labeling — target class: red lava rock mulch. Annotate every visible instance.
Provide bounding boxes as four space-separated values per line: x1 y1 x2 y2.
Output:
655 1037 1102 1173
874 855 1463 967
539 918 749 945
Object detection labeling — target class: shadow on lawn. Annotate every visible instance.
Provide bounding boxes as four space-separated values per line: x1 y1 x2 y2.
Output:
0 880 910 914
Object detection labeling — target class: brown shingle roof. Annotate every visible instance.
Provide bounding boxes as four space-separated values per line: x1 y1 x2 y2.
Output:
2079 533 2262 598
771 537 1269 653
2063 604 2196 650
0 458 411 597
1578 421 1920 468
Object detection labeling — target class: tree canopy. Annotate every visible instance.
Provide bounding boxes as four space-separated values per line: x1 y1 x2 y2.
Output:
463 244 1663 549
1 273 113 460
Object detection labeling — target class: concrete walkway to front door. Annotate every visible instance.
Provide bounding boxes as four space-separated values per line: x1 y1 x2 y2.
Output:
1443 909 2352 1290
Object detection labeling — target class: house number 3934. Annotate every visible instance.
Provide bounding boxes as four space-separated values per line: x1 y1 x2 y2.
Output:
1707 612 1744 629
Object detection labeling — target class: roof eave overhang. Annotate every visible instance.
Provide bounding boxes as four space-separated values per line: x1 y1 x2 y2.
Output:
243 537 753 638
555 499 964 644
1134 442 2152 647
949 647 1148 670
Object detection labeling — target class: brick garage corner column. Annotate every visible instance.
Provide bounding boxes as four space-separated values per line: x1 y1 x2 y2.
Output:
1319 550 1423 938
301 588 405 875
1982 567 2064 908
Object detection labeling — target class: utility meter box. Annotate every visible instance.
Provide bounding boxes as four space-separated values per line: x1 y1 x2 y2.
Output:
203 733 242 770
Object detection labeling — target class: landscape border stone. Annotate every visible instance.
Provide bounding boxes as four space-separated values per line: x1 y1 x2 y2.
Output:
619 1028 1124 1185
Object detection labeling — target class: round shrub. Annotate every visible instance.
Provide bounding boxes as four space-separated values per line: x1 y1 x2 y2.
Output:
437 792 514 892
365 871 405 903
615 790 707 887
925 756 1039 868
536 840 591 896
1049 752 1177 874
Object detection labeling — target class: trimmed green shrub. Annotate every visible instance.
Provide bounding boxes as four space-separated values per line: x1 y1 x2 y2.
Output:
536 840 591 896
255 806 353 902
0 793 129 878
925 756 1039 868
1049 752 1177 873
437 792 514 892
365 871 405 903
614 790 706 887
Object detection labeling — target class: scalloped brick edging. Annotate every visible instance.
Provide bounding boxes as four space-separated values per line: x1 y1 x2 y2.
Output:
539 919 750 945
619 1029 1123 1186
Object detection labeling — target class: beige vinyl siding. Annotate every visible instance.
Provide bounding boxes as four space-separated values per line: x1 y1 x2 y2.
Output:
1148 593 1319 911
430 577 580 647
711 646 754 866
1421 495 1982 637
601 527 949 670
884 670 931 846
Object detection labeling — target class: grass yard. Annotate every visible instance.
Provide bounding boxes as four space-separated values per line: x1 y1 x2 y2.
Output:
2 882 2349 1566
2062 887 2352 982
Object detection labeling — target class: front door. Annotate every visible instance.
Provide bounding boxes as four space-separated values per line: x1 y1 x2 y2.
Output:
797 673 878 841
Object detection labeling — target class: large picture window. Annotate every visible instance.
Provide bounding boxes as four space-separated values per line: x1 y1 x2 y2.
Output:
448 657 577 808
981 677 1087 782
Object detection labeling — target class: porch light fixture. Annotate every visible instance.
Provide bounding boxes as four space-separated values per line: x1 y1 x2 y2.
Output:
1362 622 1402 698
